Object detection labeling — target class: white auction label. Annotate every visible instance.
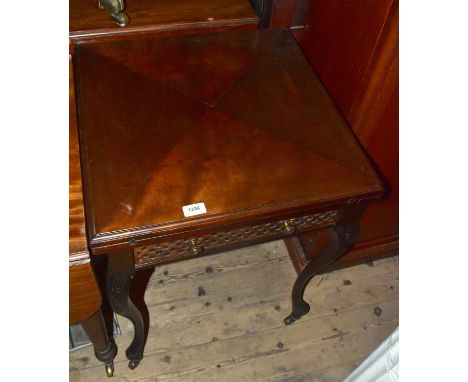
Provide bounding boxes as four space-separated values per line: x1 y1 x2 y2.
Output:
182 202 207 217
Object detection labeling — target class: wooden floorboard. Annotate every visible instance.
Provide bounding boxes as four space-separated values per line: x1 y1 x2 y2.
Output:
70 240 399 382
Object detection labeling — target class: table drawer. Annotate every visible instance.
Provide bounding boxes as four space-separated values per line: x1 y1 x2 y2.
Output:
134 210 341 268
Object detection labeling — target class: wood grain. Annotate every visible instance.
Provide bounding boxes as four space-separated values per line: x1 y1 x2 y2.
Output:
70 0 259 40
346 3 399 244
70 241 398 380
348 2 399 146
291 0 399 260
73 28 383 251
69 261 102 324
69 56 88 256
70 56 103 324
355 87 398 244
292 0 395 119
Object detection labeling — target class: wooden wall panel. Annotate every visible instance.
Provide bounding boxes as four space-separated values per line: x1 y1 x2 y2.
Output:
358 86 398 243
292 0 395 120
290 1 399 264
254 0 309 28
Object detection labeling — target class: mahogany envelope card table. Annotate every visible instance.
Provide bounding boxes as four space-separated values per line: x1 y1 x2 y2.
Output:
73 28 384 372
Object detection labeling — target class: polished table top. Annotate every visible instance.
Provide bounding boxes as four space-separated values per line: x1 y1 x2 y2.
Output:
73 28 383 250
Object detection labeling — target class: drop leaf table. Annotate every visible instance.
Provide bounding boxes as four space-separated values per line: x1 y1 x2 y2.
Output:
69 57 116 377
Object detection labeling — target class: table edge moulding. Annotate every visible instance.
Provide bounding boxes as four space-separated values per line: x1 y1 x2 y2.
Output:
70 11 385 375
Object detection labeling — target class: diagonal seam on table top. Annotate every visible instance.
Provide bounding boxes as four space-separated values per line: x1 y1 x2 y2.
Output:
74 47 212 234
74 37 383 237
74 47 260 233
76 39 256 109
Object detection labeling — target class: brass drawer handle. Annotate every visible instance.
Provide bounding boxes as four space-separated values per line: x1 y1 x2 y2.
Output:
281 220 296 235
189 239 203 255
134 211 341 267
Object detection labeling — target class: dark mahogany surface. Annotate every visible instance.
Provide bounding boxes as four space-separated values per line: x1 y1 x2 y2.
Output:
74 29 383 246
70 57 102 323
69 262 102 323
292 0 395 119
70 0 258 39
292 1 398 250
69 57 88 256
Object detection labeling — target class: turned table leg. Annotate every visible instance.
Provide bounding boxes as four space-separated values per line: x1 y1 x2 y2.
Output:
284 223 358 325
106 251 145 369
81 309 117 377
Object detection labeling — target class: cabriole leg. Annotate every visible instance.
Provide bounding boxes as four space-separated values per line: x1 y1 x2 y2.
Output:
106 251 145 369
284 223 357 325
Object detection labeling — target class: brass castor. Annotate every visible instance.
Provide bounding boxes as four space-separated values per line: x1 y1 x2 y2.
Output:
105 362 114 377
128 360 140 370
